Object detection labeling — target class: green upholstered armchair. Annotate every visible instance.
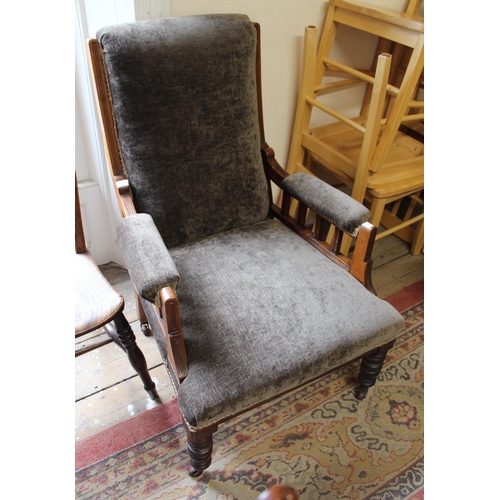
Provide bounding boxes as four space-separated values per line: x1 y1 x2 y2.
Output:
87 14 403 477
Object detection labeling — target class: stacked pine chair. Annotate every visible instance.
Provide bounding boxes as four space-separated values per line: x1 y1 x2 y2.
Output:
286 0 424 255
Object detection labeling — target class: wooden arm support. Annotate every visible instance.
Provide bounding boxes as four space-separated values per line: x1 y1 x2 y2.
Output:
158 287 188 383
350 222 376 293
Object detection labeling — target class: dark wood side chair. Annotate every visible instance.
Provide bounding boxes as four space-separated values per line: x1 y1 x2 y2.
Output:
87 14 404 477
75 176 158 400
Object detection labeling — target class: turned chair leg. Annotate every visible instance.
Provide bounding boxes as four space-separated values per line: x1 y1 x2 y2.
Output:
354 341 395 400
104 311 159 400
183 420 217 477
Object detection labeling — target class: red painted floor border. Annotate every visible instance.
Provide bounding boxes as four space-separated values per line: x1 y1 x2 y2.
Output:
385 279 424 312
75 397 182 470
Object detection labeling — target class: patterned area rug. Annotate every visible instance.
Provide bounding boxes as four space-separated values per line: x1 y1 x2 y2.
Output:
76 281 423 499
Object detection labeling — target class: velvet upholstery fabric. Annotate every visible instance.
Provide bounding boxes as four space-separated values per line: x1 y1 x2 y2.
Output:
97 15 269 248
116 214 180 306
96 14 404 431
282 173 371 237
140 219 403 428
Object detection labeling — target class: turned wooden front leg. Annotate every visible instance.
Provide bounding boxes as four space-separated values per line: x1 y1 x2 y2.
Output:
183 419 217 477
355 341 395 400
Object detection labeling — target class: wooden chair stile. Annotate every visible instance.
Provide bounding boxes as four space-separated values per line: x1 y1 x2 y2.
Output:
87 38 188 372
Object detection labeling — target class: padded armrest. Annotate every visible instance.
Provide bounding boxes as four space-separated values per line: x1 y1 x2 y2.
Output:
281 173 370 237
116 214 181 306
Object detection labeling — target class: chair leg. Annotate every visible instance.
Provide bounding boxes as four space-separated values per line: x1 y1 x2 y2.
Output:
104 312 159 400
369 196 387 230
354 341 395 400
410 218 424 255
136 292 152 336
183 420 217 477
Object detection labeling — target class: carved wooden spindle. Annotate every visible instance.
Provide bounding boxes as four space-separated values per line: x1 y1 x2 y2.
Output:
313 213 324 241
281 191 291 218
329 226 342 255
297 202 307 229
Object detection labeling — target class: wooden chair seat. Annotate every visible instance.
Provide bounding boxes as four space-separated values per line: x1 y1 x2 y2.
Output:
75 252 124 337
367 164 423 196
307 120 424 195
310 120 424 168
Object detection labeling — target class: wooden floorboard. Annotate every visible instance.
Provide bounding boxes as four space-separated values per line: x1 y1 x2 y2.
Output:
75 234 423 442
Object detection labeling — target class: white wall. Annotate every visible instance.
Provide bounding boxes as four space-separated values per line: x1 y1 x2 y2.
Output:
75 0 137 266
76 0 171 265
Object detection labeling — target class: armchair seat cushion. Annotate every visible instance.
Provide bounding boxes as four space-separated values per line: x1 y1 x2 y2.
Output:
144 219 403 429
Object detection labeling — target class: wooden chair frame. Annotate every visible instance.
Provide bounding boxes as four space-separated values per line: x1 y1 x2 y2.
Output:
87 22 396 476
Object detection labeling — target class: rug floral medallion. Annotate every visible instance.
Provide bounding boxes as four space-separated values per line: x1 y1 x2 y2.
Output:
76 301 424 500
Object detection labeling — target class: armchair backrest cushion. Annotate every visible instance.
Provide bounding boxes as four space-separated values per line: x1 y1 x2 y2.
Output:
97 15 270 248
